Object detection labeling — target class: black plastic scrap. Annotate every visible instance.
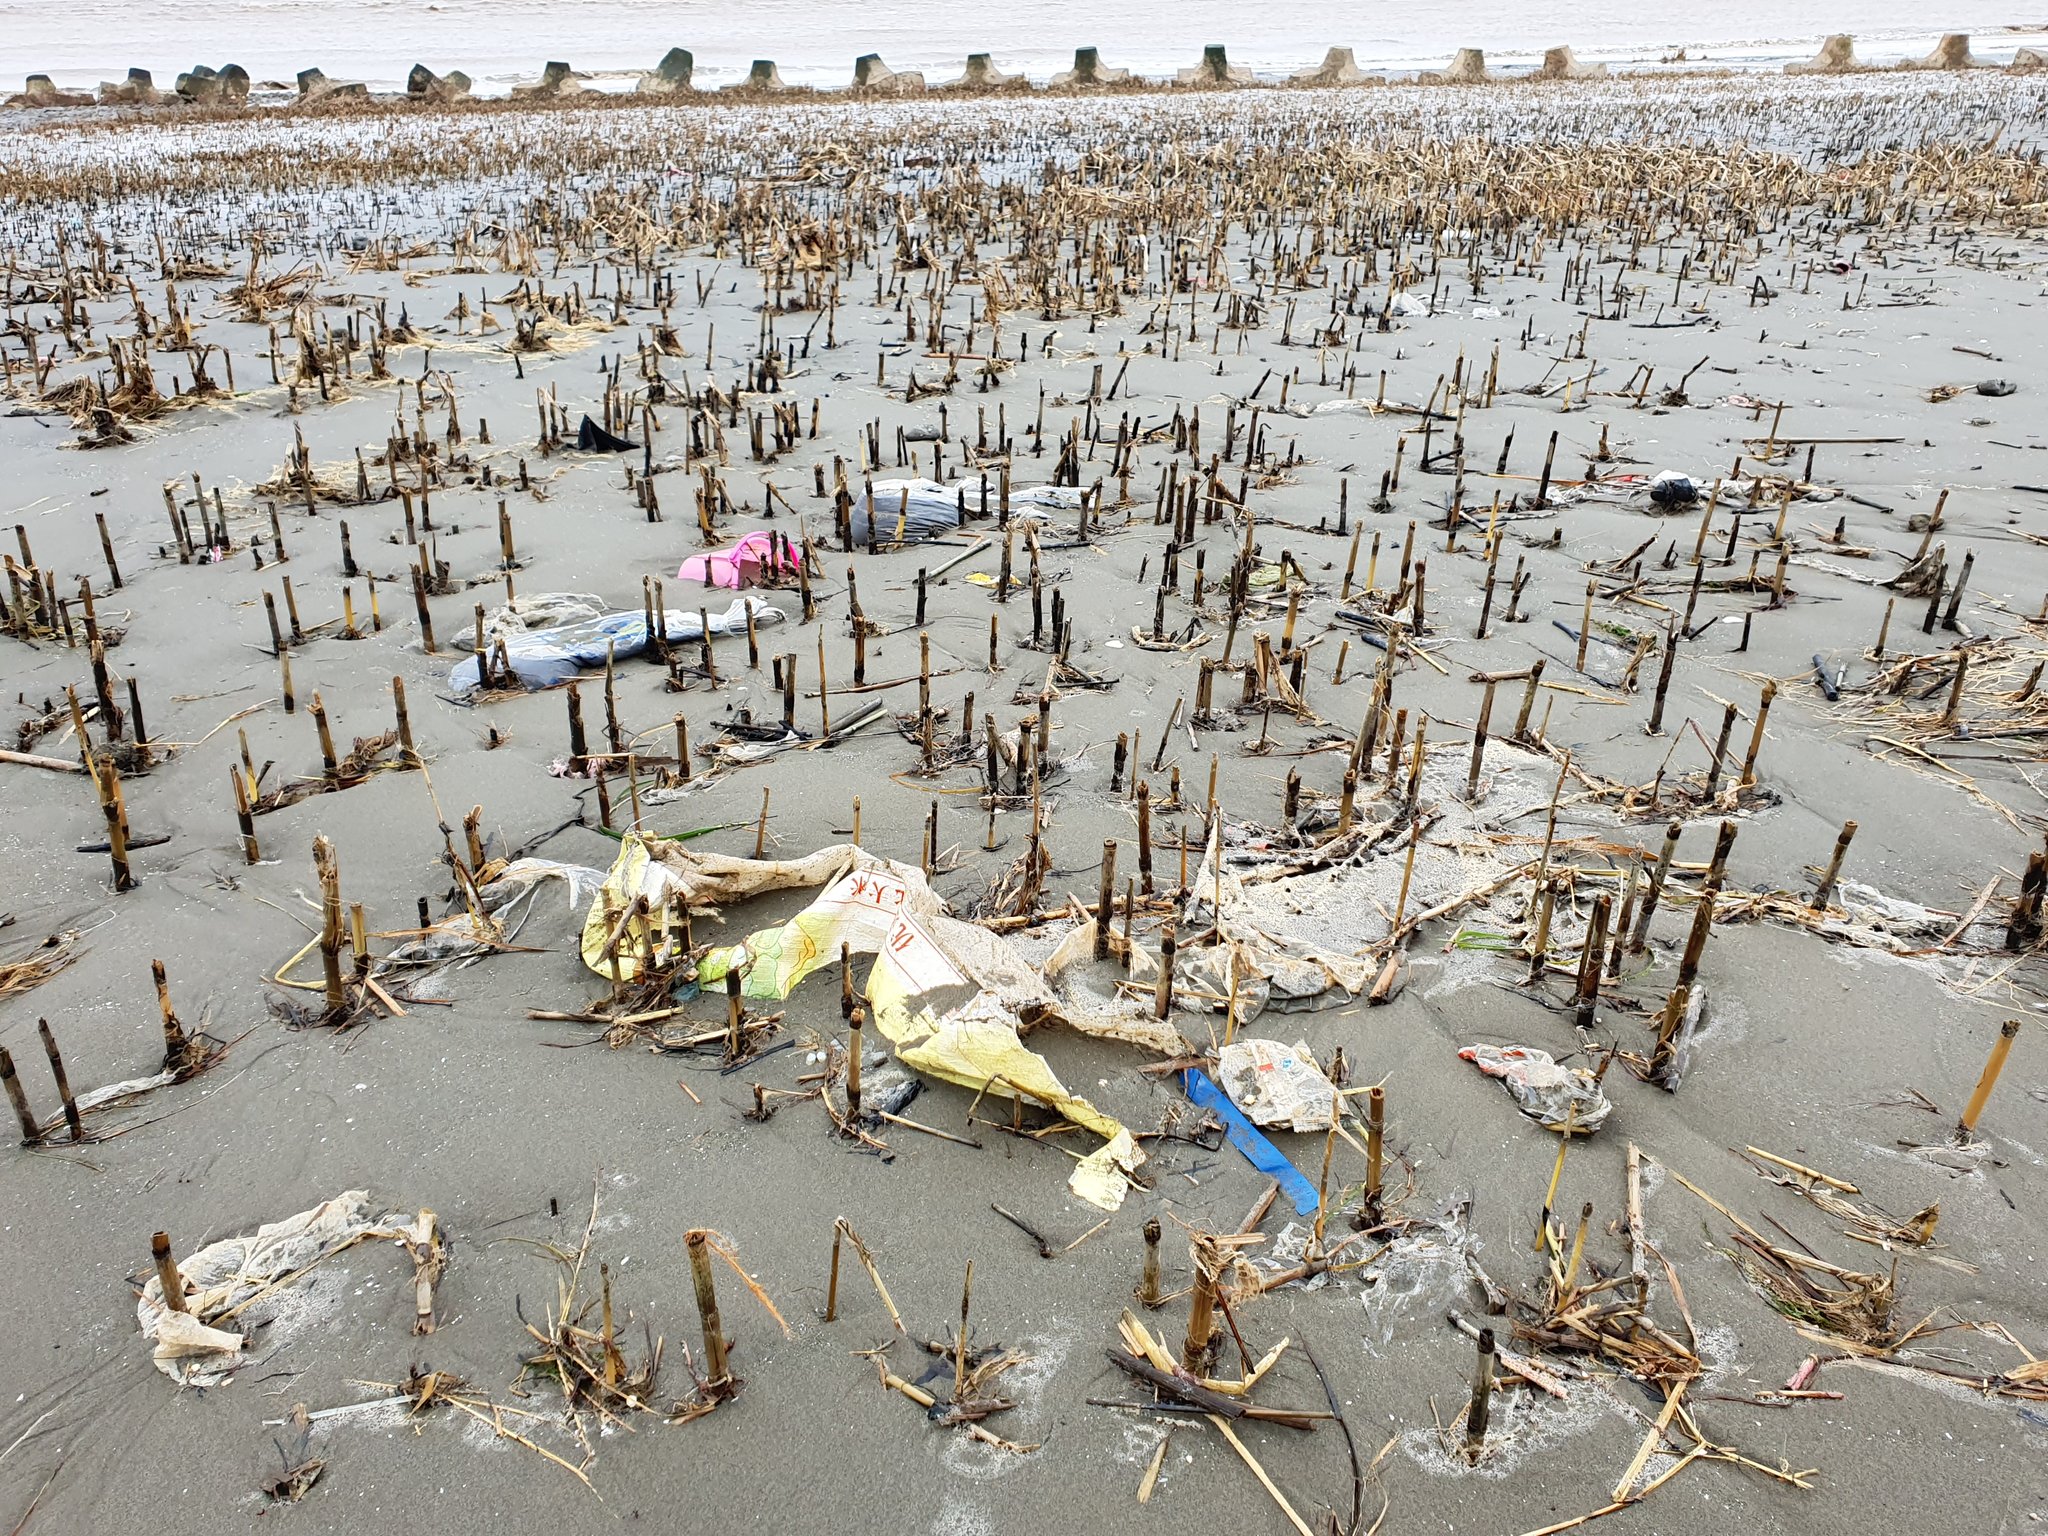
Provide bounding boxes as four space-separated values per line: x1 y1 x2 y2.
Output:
576 414 636 452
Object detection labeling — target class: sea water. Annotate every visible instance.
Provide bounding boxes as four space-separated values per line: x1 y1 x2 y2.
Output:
3 0 2045 94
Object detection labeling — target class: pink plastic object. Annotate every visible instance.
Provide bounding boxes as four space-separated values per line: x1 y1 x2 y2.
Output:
676 531 798 590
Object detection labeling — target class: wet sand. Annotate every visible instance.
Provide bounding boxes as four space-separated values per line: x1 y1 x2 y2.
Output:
3 71 2048 1536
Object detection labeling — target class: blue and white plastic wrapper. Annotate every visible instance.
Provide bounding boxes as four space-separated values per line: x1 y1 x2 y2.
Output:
447 595 782 691
849 478 1085 543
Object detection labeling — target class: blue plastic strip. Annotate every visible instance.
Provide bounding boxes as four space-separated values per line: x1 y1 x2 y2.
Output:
1182 1068 1319 1216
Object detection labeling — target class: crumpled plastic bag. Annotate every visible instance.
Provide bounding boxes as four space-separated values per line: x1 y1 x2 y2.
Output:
488 856 610 913
1034 920 1193 1055
850 478 1082 543
448 596 782 691
452 592 606 650
151 1310 246 1364
676 530 801 589
1179 827 1372 1023
1216 1037 1336 1132
1457 1044 1611 1133
582 836 1147 1208
137 1191 429 1385
381 857 607 972
1648 470 1698 507
1173 941 1266 1020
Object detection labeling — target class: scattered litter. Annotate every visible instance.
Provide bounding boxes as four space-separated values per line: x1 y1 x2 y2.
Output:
1457 1044 1611 1133
581 836 1150 1209
1216 1037 1335 1131
138 1192 444 1386
675 530 801 589
452 592 607 649
1182 1067 1319 1214
447 597 782 691
575 413 635 451
1648 470 1698 506
850 478 1081 543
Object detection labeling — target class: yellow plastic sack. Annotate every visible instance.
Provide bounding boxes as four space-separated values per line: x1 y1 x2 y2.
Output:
578 833 673 980
661 851 1142 1209
579 835 868 983
696 864 927 1000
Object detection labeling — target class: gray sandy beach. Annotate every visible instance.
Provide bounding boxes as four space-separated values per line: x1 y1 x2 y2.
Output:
3 63 2048 1536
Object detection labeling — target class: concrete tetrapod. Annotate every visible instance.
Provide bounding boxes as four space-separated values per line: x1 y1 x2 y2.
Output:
852 55 927 94
1786 34 1859 73
1051 47 1132 88
1175 45 1253 86
942 53 1027 91
1422 49 1490 84
1289 47 1379 86
1538 46 1606 80
636 48 694 93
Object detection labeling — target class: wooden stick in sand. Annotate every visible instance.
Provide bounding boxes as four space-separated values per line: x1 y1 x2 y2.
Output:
825 1220 843 1323
1572 894 1612 1030
84 730 135 892
1512 659 1546 741
845 1005 864 1120
1095 840 1118 960
1647 622 1680 735
309 692 339 780
564 683 590 775
1809 819 1856 911
1702 702 1739 801
1361 1084 1387 1223
1650 983 1691 1084
392 677 417 766
315 835 345 1016
1534 1106 1575 1251
1465 1326 1496 1454
1 1047 39 1145
1525 877 1557 984
1956 1020 2021 1142
1675 821 1738 994
1155 922 1177 1019
411 569 436 653
829 1217 904 1332
0 749 87 775
231 767 260 864
1311 1119 1339 1258
1136 780 1154 893
685 1229 734 1399
38 1019 81 1142
1629 821 1682 952
1738 679 1776 788
1467 679 1495 801
1137 1217 1163 1307
154 960 190 1072
953 1259 974 1404
1181 1236 1218 1371
151 1231 188 1314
